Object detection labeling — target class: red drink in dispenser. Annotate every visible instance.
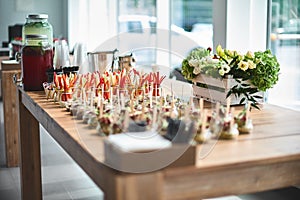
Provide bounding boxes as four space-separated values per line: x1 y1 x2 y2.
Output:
21 34 53 91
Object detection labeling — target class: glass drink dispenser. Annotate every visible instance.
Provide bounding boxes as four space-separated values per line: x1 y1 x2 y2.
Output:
22 14 53 47
21 34 53 91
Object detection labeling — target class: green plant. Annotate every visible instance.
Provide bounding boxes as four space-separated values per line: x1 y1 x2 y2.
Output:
181 45 280 109
251 50 280 92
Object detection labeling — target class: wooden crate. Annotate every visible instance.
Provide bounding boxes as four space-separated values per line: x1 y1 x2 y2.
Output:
192 74 265 105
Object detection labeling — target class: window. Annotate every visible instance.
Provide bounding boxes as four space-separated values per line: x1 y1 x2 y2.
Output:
69 0 300 111
116 0 157 68
268 0 300 110
170 0 213 80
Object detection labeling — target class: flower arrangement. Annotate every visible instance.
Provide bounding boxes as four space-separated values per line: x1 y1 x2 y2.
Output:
181 45 280 108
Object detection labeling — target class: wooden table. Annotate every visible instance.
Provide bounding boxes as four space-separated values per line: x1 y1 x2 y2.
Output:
0 56 10 99
1 60 21 167
17 88 300 200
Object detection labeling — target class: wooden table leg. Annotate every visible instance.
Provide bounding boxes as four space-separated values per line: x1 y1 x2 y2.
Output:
17 89 42 200
112 172 164 200
2 69 21 167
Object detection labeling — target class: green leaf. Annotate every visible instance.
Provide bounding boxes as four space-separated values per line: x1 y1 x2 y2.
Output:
239 97 246 104
241 83 250 87
253 95 263 99
236 79 241 83
249 89 258 94
232 85 238 90
226 91 232 98
251 103 260 110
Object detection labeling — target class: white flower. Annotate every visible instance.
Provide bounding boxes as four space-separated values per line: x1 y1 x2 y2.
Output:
226 58 233 64
246 51 254 59
193 66 202 75
188 59 199 67
221 63 230 73
216 45 225 57
219 68 225 76
238 61 249 71
248 60 256 69
205 56 219 64
225 49 234 57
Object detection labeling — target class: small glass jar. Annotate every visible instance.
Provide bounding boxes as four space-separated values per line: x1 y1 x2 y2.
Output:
21 34 53 91
22 14 53 47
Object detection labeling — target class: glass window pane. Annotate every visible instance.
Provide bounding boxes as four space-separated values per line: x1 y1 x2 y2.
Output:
170 0 213 81
116 0 213 79
118 0 157 69
268 0 300 110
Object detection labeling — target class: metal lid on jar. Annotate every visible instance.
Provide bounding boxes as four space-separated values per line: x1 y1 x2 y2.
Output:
26 14 48 19
25 34 48 39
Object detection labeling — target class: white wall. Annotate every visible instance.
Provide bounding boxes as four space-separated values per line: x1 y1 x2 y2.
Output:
68 0 117 51
0 0 68 45
213 0 227 49
213 0 268 52
226 0 268 52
